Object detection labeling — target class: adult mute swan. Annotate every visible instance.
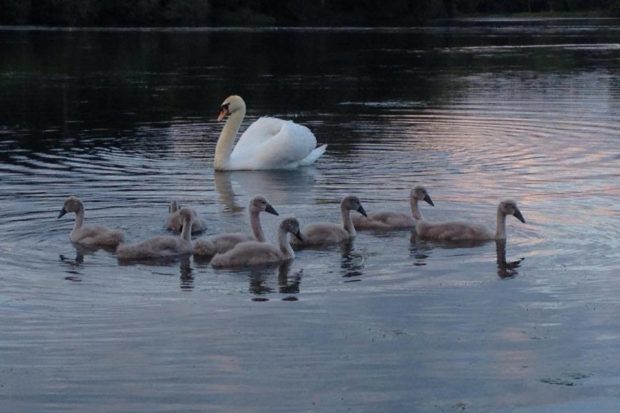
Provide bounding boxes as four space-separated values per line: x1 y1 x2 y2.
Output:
116 208 195 260
353 186 434 230
214 95 327 170
416 200 525 242
192 195 278 257
291 195 367 247
211 217 303 268
165 200 207 234
58 196 124 248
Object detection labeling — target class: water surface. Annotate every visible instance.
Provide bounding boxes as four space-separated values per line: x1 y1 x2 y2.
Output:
1 20 620 412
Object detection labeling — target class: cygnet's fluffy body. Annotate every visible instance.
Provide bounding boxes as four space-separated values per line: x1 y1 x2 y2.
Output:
58 196 124 248
416 200 525 242
291 195 367 247
193 195 278 257
165 200 207 234
116 208 194 260
353 187 434 230
211 217 302 268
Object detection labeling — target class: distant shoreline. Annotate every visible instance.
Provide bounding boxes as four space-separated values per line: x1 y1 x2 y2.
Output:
1 16 618 32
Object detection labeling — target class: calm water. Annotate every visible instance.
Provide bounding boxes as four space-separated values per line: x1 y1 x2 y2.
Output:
1 20 620 412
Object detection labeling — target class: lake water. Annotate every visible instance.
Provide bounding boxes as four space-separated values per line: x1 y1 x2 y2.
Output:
1 19 619 412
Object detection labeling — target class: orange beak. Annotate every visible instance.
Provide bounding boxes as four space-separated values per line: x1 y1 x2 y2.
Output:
217 107 229 121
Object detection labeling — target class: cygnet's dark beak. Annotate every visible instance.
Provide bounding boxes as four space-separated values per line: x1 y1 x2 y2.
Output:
265 204 279 216
57 207 67 218
424 194 434 207
357 205 367 217
513 208 526 223
294 230 304 242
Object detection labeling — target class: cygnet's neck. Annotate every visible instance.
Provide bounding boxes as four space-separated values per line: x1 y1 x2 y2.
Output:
180 218 193 241
73 209 85 233
495 207 507 240
214 108 245 170
249 209 265 242
410 196 424 221
278 228 295 259
341 204 356 236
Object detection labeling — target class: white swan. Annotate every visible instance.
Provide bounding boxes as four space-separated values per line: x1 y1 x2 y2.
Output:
58 196 124 248
214 95 327 170
291 195 367 247
192 195 279 257
416 200 525 242
211 217 303 268
165 200 207 234
116 208 194 260
352 186 434 230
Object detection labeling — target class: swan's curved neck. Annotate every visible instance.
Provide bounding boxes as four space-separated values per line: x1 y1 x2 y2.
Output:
250 210 265 242
495 207 507 239
73 209 85 232
341 205 356 236
278 228 295 259
410 197 424 221
214 108 245 170
181 219 192 241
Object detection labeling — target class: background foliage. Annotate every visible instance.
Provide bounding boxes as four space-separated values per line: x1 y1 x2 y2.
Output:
1 0 619 26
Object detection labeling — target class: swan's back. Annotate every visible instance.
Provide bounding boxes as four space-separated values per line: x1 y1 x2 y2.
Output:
166 207 207 234
211 241 282 268
208 232 253 254
293 222 349 246
72 224 125 247
417 220 493 241
117 236 193 260
193 238 216 256
231 117 319 169
353 212 415 230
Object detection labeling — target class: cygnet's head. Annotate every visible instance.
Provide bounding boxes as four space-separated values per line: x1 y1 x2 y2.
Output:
499 200 525 223
341 195 367 217
58 196 84 218
177 208 195 224
169 200 180 213
411 186 434 206
217 95 246 121
281 217 303 241
249 195 278 215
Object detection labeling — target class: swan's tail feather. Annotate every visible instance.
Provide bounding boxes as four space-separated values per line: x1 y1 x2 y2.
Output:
299 144 327 166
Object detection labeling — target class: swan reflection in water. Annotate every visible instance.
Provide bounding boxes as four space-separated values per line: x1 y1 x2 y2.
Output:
212 260 302 300
59 243 117 282
496 239 524 279
117 253 195 290
339 239 366 280
410 235 523 279
214 168 319 213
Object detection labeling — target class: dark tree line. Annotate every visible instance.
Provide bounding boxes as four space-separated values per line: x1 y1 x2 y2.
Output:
1 0 619 26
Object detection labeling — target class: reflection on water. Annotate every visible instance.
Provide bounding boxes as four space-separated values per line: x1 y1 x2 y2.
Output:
496 239 524 279
1 21 620 413
214 168 320 213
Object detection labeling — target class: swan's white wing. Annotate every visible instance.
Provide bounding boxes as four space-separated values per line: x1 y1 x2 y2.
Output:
299 144 327 166
231 117 289 159
230 117 320 169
